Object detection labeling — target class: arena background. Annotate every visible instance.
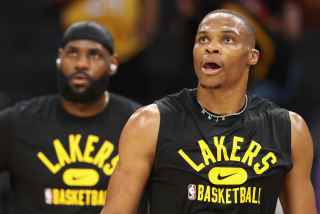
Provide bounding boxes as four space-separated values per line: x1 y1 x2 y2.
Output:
0 0 320 213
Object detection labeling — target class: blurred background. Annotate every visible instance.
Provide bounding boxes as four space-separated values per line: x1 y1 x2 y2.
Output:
0 0 320 213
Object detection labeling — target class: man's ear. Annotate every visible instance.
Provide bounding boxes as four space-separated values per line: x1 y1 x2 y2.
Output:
108 54 119 76
56 48 63 69
248 49 259 65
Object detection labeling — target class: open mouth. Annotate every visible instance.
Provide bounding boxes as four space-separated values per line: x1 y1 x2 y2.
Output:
71 73 89 85
201 58 223 75
203 62 221 70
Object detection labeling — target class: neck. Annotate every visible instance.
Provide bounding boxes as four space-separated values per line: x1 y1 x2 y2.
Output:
61 94 106 117
197 84 247 115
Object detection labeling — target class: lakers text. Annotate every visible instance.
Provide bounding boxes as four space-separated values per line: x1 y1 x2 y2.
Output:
37 134 119 176
179 136 277 175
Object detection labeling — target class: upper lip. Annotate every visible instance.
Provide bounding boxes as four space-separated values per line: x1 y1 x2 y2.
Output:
201 57 223 68
71 73 89 80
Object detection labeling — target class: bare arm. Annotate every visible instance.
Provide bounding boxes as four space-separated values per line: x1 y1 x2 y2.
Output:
101 104 160 214
279 112 317 214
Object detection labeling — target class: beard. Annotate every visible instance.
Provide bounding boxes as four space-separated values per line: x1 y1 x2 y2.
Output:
57 69 110 103
200 83 222 90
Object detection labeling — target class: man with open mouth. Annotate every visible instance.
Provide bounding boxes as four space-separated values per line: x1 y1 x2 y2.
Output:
102 9 317 214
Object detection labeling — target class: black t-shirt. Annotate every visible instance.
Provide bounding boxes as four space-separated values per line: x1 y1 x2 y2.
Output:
147 88 292 214
0 93 146 214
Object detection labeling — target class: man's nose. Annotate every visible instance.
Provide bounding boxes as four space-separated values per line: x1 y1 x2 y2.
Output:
206 41 222 55
75 55 89 70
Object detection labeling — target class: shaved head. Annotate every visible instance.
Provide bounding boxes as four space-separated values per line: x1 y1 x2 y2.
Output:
200 9 256 47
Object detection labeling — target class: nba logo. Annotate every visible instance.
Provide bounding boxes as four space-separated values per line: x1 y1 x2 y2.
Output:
44 188 53 205
188 184 196 200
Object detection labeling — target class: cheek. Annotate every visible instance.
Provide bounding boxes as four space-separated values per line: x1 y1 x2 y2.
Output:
91 61 108 78
60 60 74 75
193 47 202 67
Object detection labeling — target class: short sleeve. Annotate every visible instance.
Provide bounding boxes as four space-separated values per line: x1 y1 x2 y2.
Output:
0 105 16 171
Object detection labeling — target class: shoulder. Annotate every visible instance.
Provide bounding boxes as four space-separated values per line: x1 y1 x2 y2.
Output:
288 111 313 160
120 104 160 157
109 92 142 112
248 93 289 119
0 94 59 118
289 111 310 140
289 111 305 129
125 104 160 132
155 88 195 112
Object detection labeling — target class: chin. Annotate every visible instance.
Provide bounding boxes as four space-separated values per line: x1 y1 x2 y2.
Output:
71 85 89 94
200 82 222 90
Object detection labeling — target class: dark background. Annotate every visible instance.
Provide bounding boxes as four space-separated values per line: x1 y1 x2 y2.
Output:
0 0 320 213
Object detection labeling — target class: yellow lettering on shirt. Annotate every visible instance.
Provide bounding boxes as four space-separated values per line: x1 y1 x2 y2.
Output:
198 140 216 165
91 190 98 206
53 189 59 205
54 139 71 167
214 136 229 161
178 149 205 172
226 188 232 204
233 188 239 203
204 186 211 202
240 187 246 203
85 190 91 206
218 188 225 204
69 134 83 162
93 140 114 168
98 190 106 206
245 187 251 203
192 185 261 205
230 136 243 161
52 188 107 206
59 189 66 205
72 190 78 205
37 152 61 174
103 154 119 176
198 185 204 201
78 190 85 206
66 189 72 205
252 187 258 204
242 140 261 166
212 187 218 203
83 135 99 164
254 152 277 174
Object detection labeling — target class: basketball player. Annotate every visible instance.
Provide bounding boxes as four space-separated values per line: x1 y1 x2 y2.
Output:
0 21 147 214
101 9 317 214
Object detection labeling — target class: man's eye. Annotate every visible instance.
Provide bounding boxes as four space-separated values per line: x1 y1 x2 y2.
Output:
200 37 209 43
225 37 234 43
90 53 100 59
68 51 77 57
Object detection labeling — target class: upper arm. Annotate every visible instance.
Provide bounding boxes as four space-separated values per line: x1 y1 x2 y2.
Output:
279 111 317 214
101 104 160 214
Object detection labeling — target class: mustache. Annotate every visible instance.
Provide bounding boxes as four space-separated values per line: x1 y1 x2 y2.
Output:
67 70 92 81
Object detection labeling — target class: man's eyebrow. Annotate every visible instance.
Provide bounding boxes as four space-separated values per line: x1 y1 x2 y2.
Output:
221 30 239 36
90 48 103 52
196 30 208 35
66 45 77 50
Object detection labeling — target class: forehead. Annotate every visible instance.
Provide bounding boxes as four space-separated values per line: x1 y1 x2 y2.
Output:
64 40 106 51
198 13 246 34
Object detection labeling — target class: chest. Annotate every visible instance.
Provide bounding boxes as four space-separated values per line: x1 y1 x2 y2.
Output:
10 117 124 207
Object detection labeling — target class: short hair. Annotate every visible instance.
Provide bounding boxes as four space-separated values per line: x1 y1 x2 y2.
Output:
204 9 256 43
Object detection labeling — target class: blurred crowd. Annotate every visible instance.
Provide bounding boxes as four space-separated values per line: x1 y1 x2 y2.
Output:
0 0 320 213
